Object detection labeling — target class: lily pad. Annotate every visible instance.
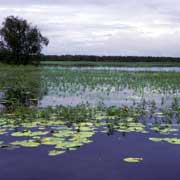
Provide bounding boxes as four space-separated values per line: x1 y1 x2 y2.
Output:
53 129 74 138
149 137 180 144
11 130 48 137
0 129 7 135
150 125 178 134
116 123 147 133
41 137 64 145
48 150 65 156
123 157 143 163
153 112 165 118
11 140 40 147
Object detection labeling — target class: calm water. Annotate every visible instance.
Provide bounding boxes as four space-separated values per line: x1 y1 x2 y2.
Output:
1 66 180 180
69 66 180 72
1 131 180 180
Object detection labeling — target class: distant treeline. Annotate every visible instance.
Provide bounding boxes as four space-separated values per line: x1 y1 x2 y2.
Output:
1 53 180 64
42 55 180 62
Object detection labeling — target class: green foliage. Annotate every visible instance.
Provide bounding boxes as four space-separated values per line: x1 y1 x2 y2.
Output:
149 137 180 145
48 150 65 156
11 140 40 147
0 16 49 64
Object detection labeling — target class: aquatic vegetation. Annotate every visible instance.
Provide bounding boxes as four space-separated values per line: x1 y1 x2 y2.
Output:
1 65 180 158
41 137 64 145
69 132 94 144
153 112 165 118
149 137 180 145
53 130 74 138
150 125 178 134
52 130 95 150
115 122 147 133
1 102 180 156
11 130 49 137
123 157 143 163
42 128 94 151
48 150 65 156
55 141 80 149
1 65 180 112
21 122 40 128
11 140 40 147
0 129 7 135
3 119 96 155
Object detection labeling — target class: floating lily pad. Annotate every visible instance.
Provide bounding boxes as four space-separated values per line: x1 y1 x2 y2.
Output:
150 125 178 134
55 141 81 149
123 157 143 163
149 137 180 144
153 112 165 118
79 122 93 127
22 122 39 128
53 129 74 138
41 137 64 145
94 114 107 120
149 137 163 142
0 129 7 135
11 140 40 147
48 150 65 156
116 123 147 133
77 126 94 132
69 147 77 151
11 130 48 137
45 120 65 126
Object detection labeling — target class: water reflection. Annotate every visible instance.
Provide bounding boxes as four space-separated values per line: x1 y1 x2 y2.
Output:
53 66 180 72
1 66 180 110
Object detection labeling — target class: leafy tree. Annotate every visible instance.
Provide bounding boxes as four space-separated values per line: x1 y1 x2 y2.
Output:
0 16 49 64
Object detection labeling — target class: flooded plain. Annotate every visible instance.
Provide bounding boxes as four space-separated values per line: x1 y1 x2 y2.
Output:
0 66 180 180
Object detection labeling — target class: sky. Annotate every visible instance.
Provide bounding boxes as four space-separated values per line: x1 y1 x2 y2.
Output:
0 0 180 57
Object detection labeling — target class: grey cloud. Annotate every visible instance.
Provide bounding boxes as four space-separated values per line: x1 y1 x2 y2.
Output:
0 0 180 56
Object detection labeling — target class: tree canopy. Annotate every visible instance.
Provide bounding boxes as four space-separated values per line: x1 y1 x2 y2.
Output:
0 16 49 64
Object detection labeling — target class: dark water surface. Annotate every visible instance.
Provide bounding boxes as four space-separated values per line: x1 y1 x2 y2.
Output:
1 66 180 180
0 131 180 180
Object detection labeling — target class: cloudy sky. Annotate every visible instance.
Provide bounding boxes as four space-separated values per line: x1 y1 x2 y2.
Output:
0 0 180 57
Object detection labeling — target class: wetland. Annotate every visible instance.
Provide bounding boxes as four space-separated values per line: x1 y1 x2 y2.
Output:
1 64 180 180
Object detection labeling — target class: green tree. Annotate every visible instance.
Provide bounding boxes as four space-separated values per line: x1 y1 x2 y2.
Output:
0 16 49 64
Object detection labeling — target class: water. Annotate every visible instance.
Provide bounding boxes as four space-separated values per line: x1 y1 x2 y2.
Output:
1 66 180 180
66 66 180 72
0 131 180 180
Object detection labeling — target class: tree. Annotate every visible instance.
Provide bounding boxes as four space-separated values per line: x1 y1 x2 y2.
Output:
0 16 49 64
